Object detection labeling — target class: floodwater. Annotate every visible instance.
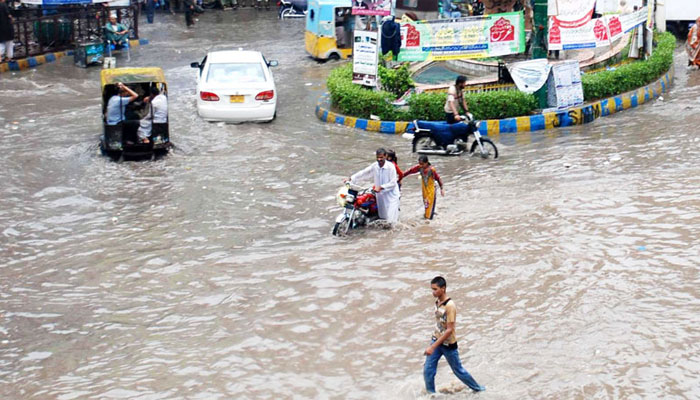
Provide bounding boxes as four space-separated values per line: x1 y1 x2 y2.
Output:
413 64 462 85
1 10 699 400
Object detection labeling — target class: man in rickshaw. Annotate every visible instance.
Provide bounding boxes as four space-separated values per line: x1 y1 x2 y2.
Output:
106 82 138 125
105 13 129 48
136 86 168 144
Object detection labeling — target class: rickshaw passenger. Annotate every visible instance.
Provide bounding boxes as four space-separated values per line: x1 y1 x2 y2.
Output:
136 87 168 143
106 82 138 125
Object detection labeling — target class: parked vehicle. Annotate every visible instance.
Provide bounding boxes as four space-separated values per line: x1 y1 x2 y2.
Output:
664 0 700 38
332 183 379 236
279 0 307 19
305 0 353 60
191 50 279 122
410 116 498 158
100 67 171 160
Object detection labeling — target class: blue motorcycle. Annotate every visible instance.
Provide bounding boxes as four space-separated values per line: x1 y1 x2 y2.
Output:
410 116 498 159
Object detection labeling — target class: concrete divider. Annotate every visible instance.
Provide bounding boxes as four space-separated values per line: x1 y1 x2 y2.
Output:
316 66 674 138
0 38 149 74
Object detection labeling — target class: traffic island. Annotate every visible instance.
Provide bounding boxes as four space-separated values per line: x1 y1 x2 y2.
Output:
316 31 675 139
0 38 149 74
316 65 673 137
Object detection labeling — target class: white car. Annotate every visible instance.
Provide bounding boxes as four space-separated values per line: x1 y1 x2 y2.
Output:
191 50 278 122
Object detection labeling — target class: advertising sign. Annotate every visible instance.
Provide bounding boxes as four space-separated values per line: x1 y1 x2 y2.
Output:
548 7 647 51
352 0 391 16
548 0 595 22
547 60 584 109
398 11 525 62
352 30 378 87
548 17 610 50
619 7 648 32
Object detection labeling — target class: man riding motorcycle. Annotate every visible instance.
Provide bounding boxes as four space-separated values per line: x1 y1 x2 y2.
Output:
444 75 469 124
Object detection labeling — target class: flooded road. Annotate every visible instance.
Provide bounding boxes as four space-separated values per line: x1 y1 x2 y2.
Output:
1 10 700 399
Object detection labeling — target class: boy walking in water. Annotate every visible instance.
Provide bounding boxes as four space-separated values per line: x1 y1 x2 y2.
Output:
424 276 485 394
400 155 444 219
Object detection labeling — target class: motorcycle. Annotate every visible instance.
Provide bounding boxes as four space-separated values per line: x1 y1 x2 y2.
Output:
332 183 379 236
278 0 307 19
409 115 498 158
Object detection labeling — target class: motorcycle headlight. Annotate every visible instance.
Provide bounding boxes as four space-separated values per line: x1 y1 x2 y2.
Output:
336 186 349 207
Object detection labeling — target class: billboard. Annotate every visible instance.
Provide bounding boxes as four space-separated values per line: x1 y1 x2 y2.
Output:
398 11 525 62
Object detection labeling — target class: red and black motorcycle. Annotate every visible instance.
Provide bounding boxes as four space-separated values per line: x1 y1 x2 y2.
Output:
332 183 379 236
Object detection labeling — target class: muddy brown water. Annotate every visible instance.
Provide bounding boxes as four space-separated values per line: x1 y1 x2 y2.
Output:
1 11 699 399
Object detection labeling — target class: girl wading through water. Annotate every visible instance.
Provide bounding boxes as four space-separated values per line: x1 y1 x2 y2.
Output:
400 155 444 220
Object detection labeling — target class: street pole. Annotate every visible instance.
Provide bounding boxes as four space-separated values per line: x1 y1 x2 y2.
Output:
532 0 548 109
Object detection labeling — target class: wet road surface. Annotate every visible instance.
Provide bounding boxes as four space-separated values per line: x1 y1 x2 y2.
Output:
1 10 699 399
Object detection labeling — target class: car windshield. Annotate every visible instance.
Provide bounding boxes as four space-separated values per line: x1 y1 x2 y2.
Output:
206 63 267 84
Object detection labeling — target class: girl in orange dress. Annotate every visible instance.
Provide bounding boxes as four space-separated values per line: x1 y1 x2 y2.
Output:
400 155 445 220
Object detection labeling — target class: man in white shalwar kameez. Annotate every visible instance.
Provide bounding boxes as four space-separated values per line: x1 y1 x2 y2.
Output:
348 148 400 223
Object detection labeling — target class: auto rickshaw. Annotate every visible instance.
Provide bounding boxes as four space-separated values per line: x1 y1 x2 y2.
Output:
100 67 171 160
305 0 353 60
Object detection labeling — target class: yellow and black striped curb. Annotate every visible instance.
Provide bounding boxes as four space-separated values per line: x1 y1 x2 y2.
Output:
0 38 149 74
316 66 674 137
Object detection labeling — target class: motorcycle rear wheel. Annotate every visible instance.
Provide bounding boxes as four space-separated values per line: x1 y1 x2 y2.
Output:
412 135 437 153
470 137 498 159
332 218 350 236
280 7 293 18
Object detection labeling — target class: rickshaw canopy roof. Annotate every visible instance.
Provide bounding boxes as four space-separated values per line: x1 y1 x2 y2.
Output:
100 67 166 87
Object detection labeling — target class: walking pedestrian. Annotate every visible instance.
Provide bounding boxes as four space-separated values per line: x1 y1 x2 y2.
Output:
400 155 444 220
183 0 195 27
423 276 485 394
345 148 400 224
0 0 15 63
145 0 156 23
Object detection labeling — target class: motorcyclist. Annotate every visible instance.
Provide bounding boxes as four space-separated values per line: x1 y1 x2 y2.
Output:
444 75 469 124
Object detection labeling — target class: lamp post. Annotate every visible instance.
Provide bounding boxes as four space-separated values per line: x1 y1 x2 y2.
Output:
532 0 548 108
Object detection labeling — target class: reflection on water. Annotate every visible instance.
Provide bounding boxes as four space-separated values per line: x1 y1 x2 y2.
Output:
1 12 700 399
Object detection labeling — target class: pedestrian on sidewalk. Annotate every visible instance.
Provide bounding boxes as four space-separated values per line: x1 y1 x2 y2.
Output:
423 276 485 394
400 155 444 220
0 0 15 63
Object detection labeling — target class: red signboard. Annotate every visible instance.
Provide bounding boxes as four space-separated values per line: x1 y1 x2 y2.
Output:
489 17 515 42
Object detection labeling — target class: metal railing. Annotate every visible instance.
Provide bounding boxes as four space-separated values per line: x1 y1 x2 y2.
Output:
423 82 518 94
10 5 139 59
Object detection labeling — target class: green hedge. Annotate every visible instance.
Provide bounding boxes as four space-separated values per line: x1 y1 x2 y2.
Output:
582 31 675 101
327 63 401 120
327 63 537 121
326 33 675 121
406 90 537 120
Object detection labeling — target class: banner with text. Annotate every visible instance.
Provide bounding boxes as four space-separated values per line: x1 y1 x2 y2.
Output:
352 30 379 87
548 7 647 51
398 11 525 62
548 0 595 26
352 0 391 16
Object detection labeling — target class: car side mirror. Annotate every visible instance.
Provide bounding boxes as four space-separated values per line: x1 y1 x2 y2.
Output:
268 60 279 67
190 62 200 68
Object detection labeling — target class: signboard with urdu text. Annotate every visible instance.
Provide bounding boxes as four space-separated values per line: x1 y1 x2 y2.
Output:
397 11 525 62
548 7 647 51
